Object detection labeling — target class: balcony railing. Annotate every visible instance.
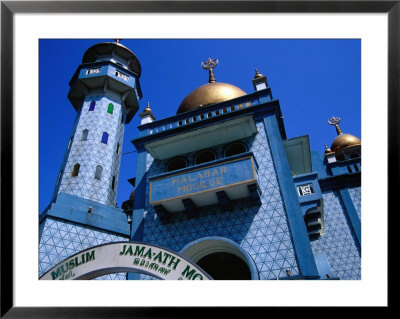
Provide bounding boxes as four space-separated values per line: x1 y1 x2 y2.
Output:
148 152 261 223
138 89 273 138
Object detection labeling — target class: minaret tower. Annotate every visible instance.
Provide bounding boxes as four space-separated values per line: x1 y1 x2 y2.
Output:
39 41 142 279
52 40 142 206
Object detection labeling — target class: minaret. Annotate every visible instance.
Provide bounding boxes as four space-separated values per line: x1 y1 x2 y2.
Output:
52 40 142 206
39 41 142 279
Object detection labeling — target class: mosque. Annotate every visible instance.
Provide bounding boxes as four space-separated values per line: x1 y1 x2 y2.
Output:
39 40 361 280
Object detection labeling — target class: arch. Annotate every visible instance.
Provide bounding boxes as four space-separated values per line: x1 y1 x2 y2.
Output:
81 129 89 141
107 103 114 114
195 150 216 165
101 132 109 144
166 157 187 172
180 236 259 280
39 242 212 281
111 175 116 190
224 142 247 157
71 163 80 177
94 165 103 180
89 101 96 111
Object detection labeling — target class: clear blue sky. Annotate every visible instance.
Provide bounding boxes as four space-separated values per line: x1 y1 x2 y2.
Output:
39 39 361 213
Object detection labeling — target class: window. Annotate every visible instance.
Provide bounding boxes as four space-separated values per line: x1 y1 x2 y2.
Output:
224 143 247 157
86 68 101 75
89 101 96 111
67 137 72 149
56 170 63 184
71 163 80 177
347 166 353 173
101 132 109 144
116 143 120 154
95 165 103 180
107 103 114 114
195 150 216 165
81 129 89 141
115 70 129 81
167 157 187 172
111 176 116 190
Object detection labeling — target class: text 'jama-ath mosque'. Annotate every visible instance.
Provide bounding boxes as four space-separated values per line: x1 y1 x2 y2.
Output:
39 41 361 281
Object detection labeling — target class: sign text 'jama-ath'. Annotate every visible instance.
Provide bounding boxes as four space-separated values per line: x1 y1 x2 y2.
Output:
40 242 212 280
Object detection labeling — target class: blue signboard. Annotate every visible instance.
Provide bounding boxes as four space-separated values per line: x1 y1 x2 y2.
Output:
150 156 257 204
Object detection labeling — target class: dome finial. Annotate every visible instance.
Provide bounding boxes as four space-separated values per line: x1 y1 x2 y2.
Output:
328 116 343 136
201 58 219 83
145 101 151 111
254 68 264 79
324 143 332 154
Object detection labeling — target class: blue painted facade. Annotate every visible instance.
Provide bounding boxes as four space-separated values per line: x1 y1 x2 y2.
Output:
39 41 361 280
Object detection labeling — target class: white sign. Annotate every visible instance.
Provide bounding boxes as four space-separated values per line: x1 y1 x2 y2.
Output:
40 241 212 280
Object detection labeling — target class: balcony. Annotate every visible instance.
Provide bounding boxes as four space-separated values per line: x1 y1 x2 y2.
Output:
68 61 140 123
148 152 261 223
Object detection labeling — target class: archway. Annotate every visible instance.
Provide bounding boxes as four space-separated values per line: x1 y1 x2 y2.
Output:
40 242 212 280
180 236 259 280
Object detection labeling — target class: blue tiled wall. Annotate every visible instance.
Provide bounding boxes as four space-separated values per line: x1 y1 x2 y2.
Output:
310 191 361 279
348 186 361 220
39 217 128 280
140 121 300 280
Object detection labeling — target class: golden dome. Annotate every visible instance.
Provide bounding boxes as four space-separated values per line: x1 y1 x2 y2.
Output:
330 134 361 152
177 82 247 114
327 116 361 154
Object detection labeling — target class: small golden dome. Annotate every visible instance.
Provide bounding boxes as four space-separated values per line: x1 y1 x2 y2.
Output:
324 144 333 155
177 82 247 114
330 134 361 152
254 69 264 79
327 116 361 154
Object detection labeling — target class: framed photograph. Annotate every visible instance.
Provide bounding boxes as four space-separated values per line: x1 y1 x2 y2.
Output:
1 0 394 316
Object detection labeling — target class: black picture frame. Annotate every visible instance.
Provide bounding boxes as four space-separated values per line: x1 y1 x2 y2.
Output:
1 1 394 317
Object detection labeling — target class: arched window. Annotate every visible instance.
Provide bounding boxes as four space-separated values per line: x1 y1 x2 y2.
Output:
195 150 216 165
71 163 80 177
111 176 116 190
167 157 187 172
94 165 103 180
89 101 96 111
67 137 72 149
107 103 114 114
56 169 63 184
224 142 247 157
81 129 89 141
101 132 109 144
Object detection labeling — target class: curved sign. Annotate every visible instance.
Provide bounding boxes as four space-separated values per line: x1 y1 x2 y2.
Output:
40 241 212 280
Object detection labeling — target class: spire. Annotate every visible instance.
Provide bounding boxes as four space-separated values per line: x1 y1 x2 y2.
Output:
254 69 264 79
252 68 268 91
139 101 156 124
328 116 343 136
324 143 333 154
201 58 218 83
